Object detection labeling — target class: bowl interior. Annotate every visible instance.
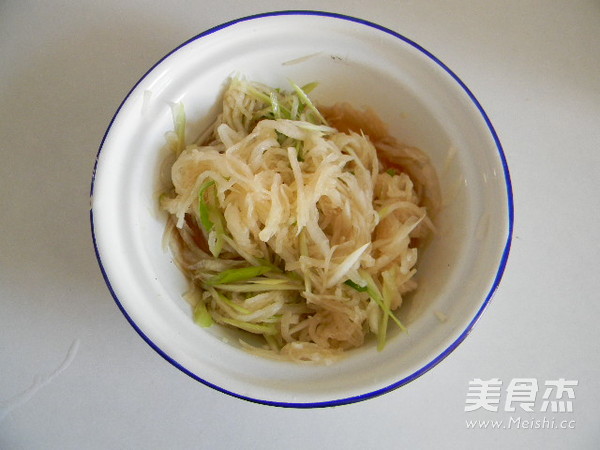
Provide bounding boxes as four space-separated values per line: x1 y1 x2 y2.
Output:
92 12 511 406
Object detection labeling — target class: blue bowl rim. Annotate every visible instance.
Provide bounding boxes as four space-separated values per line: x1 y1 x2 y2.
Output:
89 10 514 409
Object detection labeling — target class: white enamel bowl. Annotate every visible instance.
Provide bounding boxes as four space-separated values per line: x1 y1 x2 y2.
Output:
91 11 513 407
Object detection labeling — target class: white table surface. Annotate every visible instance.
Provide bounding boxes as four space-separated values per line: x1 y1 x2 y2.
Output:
1 1 599 448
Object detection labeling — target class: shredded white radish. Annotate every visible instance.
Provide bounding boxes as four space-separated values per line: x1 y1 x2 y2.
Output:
160 76 439 364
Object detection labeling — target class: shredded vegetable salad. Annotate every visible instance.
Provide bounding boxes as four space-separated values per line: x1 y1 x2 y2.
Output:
159 76 440 364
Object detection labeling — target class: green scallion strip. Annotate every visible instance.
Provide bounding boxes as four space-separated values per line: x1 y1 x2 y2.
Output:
359 270 407 333
289 94 300 120
264 334 280 351
215 291 250 314
290 80 327 125
269 91 281 119
193 301 213 328
284 270 303 282
198 180 216 231
378 272 394 351
301 81 319 94
245 84 272 105
295 140 304 161
219 317 278 335
247 278 291 285
254 258 284 273
209 204 227 258
205 265 274 286
263 314 282 323
214 283 301 293
344 279 368 292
